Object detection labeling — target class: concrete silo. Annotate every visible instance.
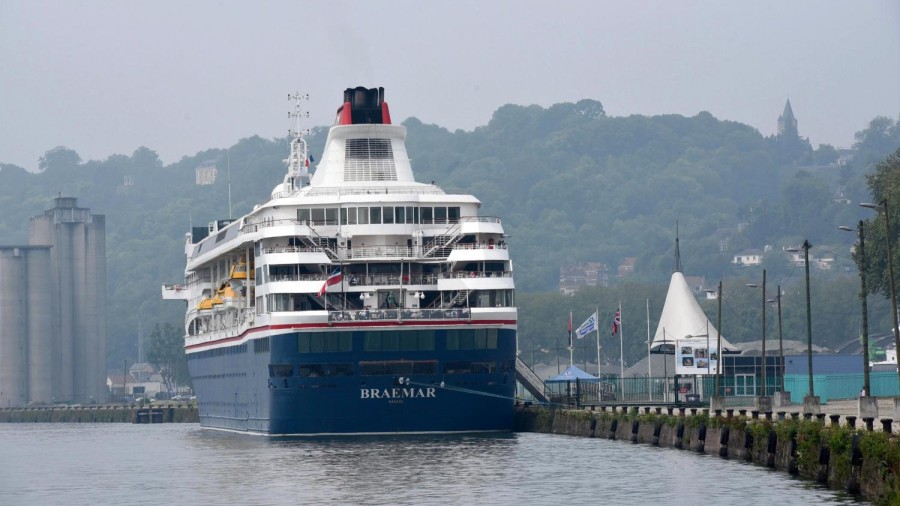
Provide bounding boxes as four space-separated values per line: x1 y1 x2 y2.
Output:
28 197 107 404
0 247 27 407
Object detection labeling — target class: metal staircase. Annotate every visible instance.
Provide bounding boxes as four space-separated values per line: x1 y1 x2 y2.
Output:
422 222 465 258
446 290 471 307
515 356 548 403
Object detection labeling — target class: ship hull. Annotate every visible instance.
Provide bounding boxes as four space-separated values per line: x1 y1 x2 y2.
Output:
187 326 516 435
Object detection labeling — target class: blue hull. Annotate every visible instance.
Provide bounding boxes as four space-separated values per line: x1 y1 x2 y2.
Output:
187 327 516 435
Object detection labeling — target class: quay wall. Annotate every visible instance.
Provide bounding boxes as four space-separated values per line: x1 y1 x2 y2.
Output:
515 406 900 505
0 404 198 423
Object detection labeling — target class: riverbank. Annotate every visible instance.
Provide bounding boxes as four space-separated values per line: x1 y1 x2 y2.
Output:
0 403 198 423
515 404 900 505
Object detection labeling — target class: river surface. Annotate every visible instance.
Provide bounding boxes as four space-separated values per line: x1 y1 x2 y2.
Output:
0 424 863 505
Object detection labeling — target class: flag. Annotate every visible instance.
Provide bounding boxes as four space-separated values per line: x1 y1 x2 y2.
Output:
318 268 342 296
611 309 620 336
567 312 573 350
575 312 598 339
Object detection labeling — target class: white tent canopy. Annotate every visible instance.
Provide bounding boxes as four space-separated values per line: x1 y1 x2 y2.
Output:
649 271 741 354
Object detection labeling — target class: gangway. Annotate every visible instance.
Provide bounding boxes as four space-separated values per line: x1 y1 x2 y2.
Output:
515 356 549 403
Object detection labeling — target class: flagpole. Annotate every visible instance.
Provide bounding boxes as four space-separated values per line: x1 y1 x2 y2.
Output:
619 301 624 396
568 311 573 367
596 305 601 377
647 298 652 403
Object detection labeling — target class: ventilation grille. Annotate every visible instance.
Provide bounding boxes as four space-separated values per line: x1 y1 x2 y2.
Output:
344 138 396 181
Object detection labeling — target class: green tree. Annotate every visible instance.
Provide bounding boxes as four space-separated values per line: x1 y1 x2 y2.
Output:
146 323 190 396
861 148 900 299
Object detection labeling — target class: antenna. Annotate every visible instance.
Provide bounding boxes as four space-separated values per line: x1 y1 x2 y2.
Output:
674 221 682 273
227 149 232 219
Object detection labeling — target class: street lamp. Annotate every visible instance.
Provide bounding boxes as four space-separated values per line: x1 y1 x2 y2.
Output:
839 222 871 396
861 199 900 393
747 269 771 410
766 285 785 393
786 240 818 412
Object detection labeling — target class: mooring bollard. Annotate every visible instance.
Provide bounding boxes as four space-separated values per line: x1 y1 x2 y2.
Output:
804 413 813 420
751 410 759 420
726 409 733 418
679 407 686 417
738 409 747 417
667 407 674 416
864 417 875 431
846 415 857 429
777 411 786 421
764 411 773 421
830 414 841 426
714 409 722 418
791 412 800 421
690 408 698 416
655 407 662 415
882 419 894 434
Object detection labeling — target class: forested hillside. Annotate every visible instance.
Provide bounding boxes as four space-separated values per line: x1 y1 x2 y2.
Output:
1 102 898 370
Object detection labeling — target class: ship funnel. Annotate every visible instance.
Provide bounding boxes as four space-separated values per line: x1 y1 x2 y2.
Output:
338 86 390 125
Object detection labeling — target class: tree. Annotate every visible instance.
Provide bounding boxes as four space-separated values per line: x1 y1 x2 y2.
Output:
146 323 190 396
861 148 900 298
38 146 81 172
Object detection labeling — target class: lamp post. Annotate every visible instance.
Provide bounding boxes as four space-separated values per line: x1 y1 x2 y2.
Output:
861 199 900 393
766 285 785 392
840 222 871 396
747 270 771 411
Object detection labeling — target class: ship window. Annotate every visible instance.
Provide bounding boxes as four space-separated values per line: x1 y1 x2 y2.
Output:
383 206 394 224
311 208 325 225
298 332 352 353
298 363 354 377
395 207 404 223
448 207 460 222
325 208 337 225
445 361 497 374
369 207 381 224
269 364 293 377
254 338 270 354
434 207 447 223
340 208 347 225
409 207 418 224
446 329 498 350
346 207 357 225
359 360 437 376
298 208 310 224
363 330 435 351
420 207 433 224
358 207 369 225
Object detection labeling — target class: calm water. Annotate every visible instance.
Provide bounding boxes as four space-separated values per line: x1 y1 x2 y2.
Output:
0 424 862 505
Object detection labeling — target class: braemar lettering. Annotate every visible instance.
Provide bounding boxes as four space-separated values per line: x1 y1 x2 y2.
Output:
360 387 437 399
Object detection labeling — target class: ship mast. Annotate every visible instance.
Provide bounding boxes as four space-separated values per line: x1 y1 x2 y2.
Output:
284 92 311 191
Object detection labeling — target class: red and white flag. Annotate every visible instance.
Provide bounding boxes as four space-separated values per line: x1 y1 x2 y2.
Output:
611 309 620 336
318 268 342 296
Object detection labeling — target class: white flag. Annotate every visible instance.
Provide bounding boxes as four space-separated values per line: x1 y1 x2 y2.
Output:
575 312 598 339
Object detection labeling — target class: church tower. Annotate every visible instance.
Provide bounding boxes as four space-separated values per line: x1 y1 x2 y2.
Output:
777 99 798 138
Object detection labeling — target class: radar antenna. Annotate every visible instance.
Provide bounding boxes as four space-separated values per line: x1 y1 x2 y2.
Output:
283 92 311 192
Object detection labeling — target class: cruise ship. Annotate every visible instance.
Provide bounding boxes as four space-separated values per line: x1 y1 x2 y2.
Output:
163 87 517 435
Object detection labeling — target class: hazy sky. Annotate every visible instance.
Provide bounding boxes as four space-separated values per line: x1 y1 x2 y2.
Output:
2 1 898 171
